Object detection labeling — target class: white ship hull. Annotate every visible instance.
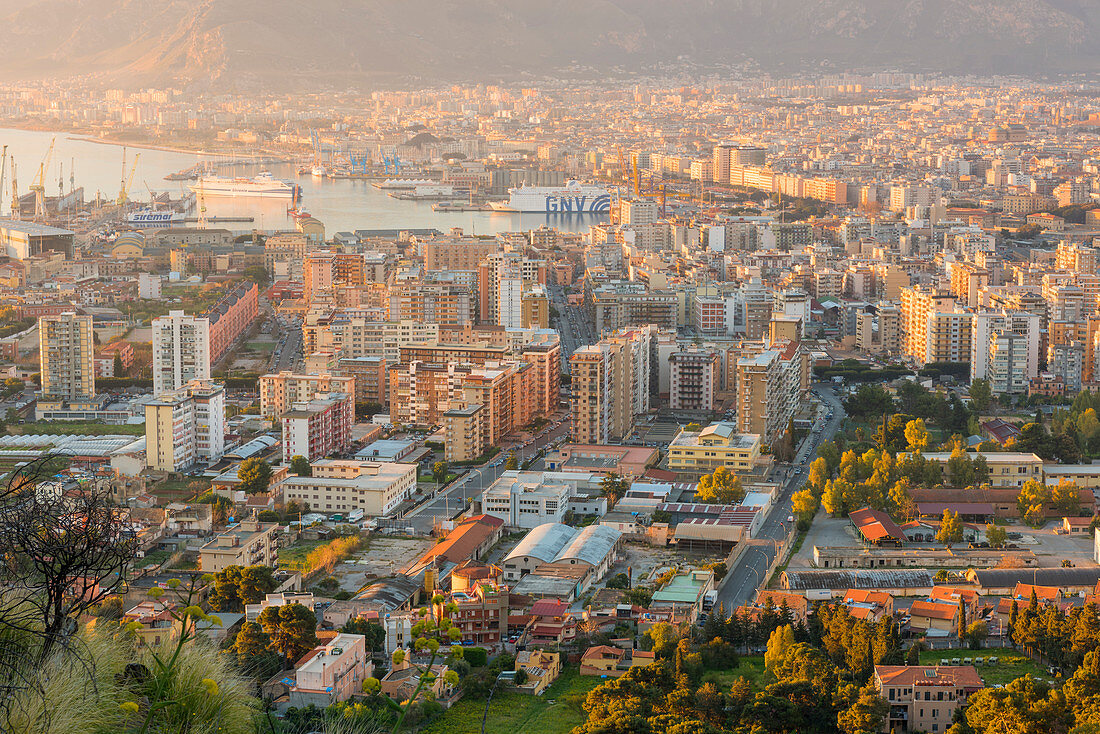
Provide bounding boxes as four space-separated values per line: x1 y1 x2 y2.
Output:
491 180 610 213
189 172 299 199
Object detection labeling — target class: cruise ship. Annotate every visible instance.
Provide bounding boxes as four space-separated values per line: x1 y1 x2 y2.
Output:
489 180 611 213
189 172 299 199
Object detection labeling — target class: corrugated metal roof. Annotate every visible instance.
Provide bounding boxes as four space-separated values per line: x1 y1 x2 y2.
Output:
503 523 575 565
553 524 621 567
781 569 933 591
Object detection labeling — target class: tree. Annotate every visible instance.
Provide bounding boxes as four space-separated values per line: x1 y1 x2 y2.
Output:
695 466 746 504
1050 479 1081 514
504 453 519 470
113 353 125 377
342 617 386 651
209 566 245 612
970 378 992 412
936 509 964 546
1017 479 1050 526
837 684 889 734
904 418 930 453
238 457 273 494
289 455 311 477
600 473 630 504
985 523 1007 548
844 384 895 419
238 564 277 605
432 460 448 485
258 603 319 665
764 625 795 671
792 487 819 520
243 264 271 287
822 479 845 516
966 620 989 650
0 456 137 664
684 422 703 432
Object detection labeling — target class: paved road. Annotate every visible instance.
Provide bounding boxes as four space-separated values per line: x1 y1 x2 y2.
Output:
549 285 596 370
714 384 847 614
401 419 571 533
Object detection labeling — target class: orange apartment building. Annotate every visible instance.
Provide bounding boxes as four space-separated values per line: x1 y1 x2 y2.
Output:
203 280 258 365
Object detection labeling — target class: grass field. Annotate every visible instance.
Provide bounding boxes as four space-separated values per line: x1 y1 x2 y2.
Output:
706 656 767 690
918 648 1047 686
422 669 602 734
278 539 327 567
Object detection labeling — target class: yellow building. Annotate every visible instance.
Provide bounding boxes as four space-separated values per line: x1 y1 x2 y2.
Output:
667 422 763 475
919 451 1043 488
443 404 486 462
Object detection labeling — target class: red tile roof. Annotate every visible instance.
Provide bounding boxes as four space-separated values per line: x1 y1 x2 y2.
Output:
850 507 907 543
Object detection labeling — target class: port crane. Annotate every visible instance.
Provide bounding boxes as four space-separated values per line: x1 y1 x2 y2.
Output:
30 136 56 220
0 146 7 218
117 149 140 206
9 157 18 220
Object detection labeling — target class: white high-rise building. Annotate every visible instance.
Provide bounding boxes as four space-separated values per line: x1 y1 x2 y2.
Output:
970 310 1040 394
153 310 211 395
145 380 226 472
138 272 162 300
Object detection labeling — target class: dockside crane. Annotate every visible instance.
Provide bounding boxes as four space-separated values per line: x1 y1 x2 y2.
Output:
117 149 140 206
0 146 7 218
30 136 56 220
10 157 18 221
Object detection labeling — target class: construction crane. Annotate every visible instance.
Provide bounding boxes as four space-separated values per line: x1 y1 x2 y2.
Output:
30 136 56 220
0 146 6 218
9 157 18 221
117 150 140 206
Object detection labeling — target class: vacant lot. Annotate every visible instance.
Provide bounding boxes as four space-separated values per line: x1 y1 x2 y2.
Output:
422 669 602 734
918 648 1047 686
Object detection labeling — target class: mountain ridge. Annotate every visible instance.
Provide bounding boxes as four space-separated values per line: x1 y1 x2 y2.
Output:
0 0 1098 89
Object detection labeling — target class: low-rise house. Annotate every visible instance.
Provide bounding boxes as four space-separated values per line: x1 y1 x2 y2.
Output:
123 600 190 647
850 507 907 546
525 598 577 645
245 592 316 622
908 599 960 636
514 649 562 695
579 645 655 677
380 654 456 703
199 518 280 572
875 665 984 734
289 633 371 708
840 589 894 622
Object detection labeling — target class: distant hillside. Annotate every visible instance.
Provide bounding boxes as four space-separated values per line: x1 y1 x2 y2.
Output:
0 0 1098 89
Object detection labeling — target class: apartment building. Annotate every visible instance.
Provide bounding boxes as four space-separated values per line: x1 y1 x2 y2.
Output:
38 312 95 402
145 380 226 472
264 232 311 274
443 404 486 462
919 452 1044 488
970 310 1041 394
667 422 763 476
570 339 634 445
199 518 279 572
445 581 509 647
422 237 497 271
152 310 211 394
478 252 546 326
590 282 678 333
669 350 719 411
335 356 388 407
735 341 801 441
875 665 984 734
259 372 357 418
386 278 475 326
290 633 372 708
204 281 258 364
900 286 971 365
302 314 439 363
281 459 417 516
302 250 375 304
282 392 355 462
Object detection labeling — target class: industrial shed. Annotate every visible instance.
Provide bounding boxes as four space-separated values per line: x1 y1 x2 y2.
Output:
780 569 934 598
502 523 576 581
966 567 1100 595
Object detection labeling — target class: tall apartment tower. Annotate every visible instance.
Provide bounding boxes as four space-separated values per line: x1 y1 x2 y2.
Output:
153 310 212 395
569 340 633 444
38 312 96 401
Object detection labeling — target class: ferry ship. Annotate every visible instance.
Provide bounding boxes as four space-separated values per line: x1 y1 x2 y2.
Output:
127 208 185 225
189 171 299 199
489 180 611 213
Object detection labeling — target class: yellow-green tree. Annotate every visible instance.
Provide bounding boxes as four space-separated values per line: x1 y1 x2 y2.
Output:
792 486 819 519
904 418 930 453
695 466 745 504
936 509 964 546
